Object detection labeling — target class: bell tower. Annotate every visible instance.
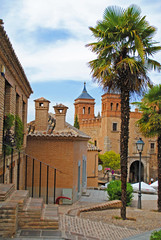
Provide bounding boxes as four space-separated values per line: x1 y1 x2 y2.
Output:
74 82 95 124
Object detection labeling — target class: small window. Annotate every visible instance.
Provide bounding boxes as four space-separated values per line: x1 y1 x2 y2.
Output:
116 103 119 111
58 109 63 113
39 102 44 107
150 143 155 152
112 123 117 131
88 107 90 114
16 93 20 115
111 103 113 110
94 140 97 146
83 107 85 114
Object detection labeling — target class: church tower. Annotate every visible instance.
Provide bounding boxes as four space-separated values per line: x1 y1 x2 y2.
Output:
74 82 95 124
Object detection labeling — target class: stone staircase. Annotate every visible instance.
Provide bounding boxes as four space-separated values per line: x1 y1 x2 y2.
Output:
0 184 59 238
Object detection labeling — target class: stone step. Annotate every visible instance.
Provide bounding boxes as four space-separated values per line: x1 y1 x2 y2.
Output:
0 184 15 201
19 221 59 229
0 201 18 238
19 197 44 222
7 190 29 211
22 197 44 212
16 229 63 239
19 203 59 230
41 204 59 221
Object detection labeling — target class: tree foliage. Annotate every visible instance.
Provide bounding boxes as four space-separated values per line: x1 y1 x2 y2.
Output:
134 84 161 212
15 115 24 150
107 180 133 206
74 114 80 129
99 151 120 170
87 4 161 219
134 85 161 137
3 114 24 154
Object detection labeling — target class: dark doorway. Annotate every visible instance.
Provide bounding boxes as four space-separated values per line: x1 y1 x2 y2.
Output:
129 161 144 183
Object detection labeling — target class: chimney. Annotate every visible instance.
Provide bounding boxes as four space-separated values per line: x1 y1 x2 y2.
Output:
53 104 68 131
34 97 50 132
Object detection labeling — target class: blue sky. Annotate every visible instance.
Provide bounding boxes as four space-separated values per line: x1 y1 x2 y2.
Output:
1 0 161 124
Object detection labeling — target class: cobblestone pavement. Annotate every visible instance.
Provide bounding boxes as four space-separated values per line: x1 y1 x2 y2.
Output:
58 190 161 240
59 214 141 240
2 190 160 240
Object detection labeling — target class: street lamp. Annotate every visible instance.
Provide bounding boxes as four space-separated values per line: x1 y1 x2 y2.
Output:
136 138 145 209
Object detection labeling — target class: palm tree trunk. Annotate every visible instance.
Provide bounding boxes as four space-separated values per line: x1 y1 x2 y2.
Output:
120 85 130 220
157 134 161 212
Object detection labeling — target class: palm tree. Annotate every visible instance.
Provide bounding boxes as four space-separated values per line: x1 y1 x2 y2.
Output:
86 5 161 219
134 85 161 211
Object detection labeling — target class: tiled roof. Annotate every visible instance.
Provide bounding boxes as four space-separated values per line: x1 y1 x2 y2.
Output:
75 82 94 100
55 103 68 108
27 113 90 139
87 143 101 151
34 97 50 102
0 20 33 95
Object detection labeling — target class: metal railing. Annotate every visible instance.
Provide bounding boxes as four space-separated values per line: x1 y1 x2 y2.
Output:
1 143 67 204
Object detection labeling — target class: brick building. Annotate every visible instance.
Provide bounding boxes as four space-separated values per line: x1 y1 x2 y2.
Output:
87 143 100 188
26 98 90 203
0 20 33 185
74 83 158 183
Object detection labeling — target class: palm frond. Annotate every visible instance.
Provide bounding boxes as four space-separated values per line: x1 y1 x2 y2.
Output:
146 59 161 72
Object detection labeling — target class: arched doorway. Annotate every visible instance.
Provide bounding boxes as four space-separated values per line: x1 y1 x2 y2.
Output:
129 161 144 183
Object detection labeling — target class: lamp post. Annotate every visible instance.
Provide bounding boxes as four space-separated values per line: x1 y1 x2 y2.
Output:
136 138 145 209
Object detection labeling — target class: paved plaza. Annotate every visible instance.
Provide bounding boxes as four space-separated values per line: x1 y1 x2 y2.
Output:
1 189 161 240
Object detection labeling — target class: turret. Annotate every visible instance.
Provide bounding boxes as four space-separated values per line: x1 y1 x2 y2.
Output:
74 82 95 124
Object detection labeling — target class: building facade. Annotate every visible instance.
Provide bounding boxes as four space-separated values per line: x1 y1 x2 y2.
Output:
74 83 158 183
26 98 90 203
0 20 33 185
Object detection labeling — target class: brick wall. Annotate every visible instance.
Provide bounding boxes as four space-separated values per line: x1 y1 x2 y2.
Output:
26 136 88 203
0 75 5 155
0 22 32 184
87 150 98 188
75 90 158 183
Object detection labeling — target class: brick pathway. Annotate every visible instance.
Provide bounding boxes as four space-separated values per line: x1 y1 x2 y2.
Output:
59 215 141 240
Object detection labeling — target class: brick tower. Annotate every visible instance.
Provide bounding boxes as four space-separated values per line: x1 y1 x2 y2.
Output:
34 97 50 132
53 104 68 131
74 82 95 124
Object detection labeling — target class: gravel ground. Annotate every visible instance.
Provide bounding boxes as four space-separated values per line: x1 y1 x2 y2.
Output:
59 191 161 233
80 204 161 232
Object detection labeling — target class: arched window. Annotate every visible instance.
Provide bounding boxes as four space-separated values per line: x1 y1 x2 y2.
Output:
116 103 119 111
111 103 113 110
83 107 85 114
88 107 90 114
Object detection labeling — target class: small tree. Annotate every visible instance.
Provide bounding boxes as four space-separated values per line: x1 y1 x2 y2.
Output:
134 85 161 212
74 114 80 129
99 150 120 170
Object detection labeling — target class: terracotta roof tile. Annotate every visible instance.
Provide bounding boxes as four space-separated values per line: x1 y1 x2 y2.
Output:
27 113 90 139
88 143 101 151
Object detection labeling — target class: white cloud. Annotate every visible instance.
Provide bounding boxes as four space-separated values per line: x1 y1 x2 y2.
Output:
2 0 160 124
2 0 161 85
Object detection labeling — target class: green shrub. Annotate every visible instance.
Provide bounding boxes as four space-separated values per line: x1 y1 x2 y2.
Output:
15 115 24 150
3 114 24 153
150 230 161 240
107 180 133 206
4 113 15 130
